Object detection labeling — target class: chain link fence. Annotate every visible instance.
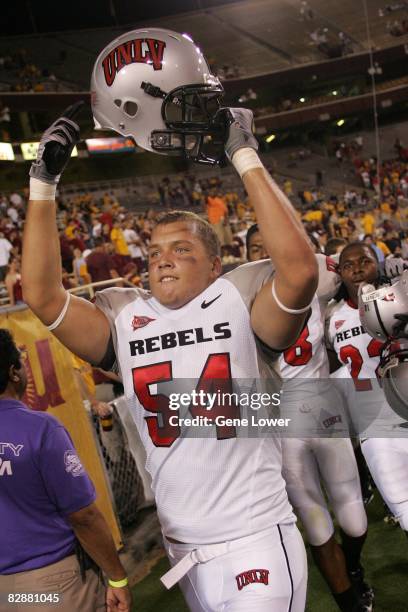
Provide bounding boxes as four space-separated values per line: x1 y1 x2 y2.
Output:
92 404 146 528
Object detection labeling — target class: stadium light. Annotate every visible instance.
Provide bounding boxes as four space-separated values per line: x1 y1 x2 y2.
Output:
337 119 345 126
266 134 276 143
299 97 306 103
0 143 14 161
21 142 78 160
332 90 338 96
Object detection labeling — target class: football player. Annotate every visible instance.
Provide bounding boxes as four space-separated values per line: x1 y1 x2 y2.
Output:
247 226 372 612
326 241 408 535
22 28 319 612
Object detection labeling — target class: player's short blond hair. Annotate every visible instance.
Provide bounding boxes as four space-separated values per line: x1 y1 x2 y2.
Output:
153 210 221 258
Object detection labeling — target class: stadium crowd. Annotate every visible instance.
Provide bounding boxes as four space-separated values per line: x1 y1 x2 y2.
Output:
0 153 407 308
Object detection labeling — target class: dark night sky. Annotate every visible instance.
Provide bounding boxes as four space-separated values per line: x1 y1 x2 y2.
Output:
2 0 243 36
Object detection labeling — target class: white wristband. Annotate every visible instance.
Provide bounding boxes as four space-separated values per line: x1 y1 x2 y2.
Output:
46 292 71 331
271 280 312 315
231 148 264 178
29 177 57 201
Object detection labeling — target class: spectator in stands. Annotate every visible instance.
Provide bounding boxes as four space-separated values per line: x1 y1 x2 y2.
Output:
363 234 386 264
283 179 294 197
122 261 142 287
7 229 22 256
85 238 117 286
100 223 112 243
72 248 91 286
7 205 19 225
110 221 130 258
60 232 74 274
71 353 113 420
65 218 79 240
61 268 77 290
9 191 23 208
123 220 146 270
384 230 402 254
206 190 231 246
0 232 13 282
361 210 376 236
91 217 102 240
4 259 23 307
299 0 314 20
100 201 114 228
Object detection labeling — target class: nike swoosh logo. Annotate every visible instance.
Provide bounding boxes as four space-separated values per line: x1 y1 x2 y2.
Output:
201 294 222 309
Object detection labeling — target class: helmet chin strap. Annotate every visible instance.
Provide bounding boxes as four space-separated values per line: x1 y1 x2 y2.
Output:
141 81 167 99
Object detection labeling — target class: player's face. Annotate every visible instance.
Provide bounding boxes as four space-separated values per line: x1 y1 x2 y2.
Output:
339 245 379 301
148 222 221 309
247 231 267 262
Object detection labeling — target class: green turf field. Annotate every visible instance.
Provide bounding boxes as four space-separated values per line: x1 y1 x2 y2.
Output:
131 492 408 611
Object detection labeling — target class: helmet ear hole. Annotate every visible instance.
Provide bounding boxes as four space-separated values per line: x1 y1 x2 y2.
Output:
123 100 138 117
114 99 122 108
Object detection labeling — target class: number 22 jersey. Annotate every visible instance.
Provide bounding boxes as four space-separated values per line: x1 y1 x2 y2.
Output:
326 298 403 435
95 260 294 544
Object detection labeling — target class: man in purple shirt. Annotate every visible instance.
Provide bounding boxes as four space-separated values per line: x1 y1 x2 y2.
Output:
0 329 132 612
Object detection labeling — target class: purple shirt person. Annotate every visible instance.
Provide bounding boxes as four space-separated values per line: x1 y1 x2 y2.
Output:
0 329 132 612
0 398 96 574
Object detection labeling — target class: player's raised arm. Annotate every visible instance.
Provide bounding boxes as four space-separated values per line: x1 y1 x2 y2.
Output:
22 103 111 364
224 108 318 350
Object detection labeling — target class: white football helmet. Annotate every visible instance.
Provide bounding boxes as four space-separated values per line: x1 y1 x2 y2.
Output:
90 28 225 164
359 272 408 419
378 341 408 421
358 270 408 341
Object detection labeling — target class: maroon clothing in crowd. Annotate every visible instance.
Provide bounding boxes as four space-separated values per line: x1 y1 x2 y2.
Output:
59 237 73 274
99 212 113 229
86 251 115 283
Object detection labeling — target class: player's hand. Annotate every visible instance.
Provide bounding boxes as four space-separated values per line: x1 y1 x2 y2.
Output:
29 101 84 185
385 255 407 279
106 585 132 612
217 107 258 160
91 401 113 418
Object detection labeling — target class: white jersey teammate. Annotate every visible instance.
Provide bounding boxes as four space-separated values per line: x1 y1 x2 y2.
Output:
22 30 319 611
326 241 408 533
247 227 370 612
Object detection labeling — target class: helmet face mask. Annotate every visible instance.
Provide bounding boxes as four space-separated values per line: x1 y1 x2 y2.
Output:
91 28 226 165
150 82 227 164
379 342 408 421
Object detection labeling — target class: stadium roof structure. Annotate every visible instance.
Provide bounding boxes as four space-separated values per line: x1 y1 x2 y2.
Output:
1 0 407 141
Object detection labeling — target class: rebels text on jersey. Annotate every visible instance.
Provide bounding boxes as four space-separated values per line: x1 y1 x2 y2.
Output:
326 298 383 383
95 260 294 544
326 298 403 434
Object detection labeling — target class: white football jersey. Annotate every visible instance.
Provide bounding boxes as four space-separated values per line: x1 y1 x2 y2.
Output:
279 295 348 436
326 298 403 435
279 296 328 380
95 260 294 544
277 255 342 431
326 299 384 381
276 253 340 381
278 254 340 381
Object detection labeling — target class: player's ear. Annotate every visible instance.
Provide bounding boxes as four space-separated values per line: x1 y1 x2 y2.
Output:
9 364 20 383
211 256 222 277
